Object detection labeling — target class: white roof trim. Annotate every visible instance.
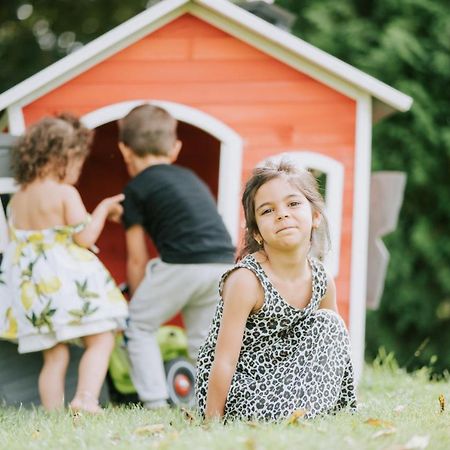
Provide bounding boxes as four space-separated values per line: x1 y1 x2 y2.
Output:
195 0 412 112
0 0 412 113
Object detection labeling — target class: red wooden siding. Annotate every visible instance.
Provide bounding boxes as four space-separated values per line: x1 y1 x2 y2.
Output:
23 14 356 325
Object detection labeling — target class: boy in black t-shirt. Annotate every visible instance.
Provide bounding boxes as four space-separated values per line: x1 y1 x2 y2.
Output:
118 104 235 409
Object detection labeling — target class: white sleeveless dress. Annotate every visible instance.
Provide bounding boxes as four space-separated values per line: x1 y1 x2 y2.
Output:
0 214 128 353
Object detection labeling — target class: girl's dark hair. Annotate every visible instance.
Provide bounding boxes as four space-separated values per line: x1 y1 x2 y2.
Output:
239 159 330 260
11 113 92 185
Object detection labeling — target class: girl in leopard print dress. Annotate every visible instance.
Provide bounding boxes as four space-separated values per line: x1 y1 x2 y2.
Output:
196 160 356 421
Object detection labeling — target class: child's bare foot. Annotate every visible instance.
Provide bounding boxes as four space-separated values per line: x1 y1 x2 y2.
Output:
69 391 103 414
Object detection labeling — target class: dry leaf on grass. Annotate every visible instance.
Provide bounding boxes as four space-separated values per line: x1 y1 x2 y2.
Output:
31 429 41 440
387 435 430 450
181 407 196 423
71 411 83 427
372 427 397 439
438 394 445 413
393 405 406 414
237 436 259 450
404 435 430 449
344 436 356 447
364 417 394 428
133 423 165 436
243 421 261 428
109 432 121 446
286 408 308 424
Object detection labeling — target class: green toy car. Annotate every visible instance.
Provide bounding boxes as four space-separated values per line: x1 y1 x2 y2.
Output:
108 325 196 407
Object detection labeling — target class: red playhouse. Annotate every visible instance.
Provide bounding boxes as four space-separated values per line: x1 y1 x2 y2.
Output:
0 0 412 381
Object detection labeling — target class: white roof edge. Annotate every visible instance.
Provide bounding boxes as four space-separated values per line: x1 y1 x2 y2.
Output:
0 0 412 113
195 0 412 112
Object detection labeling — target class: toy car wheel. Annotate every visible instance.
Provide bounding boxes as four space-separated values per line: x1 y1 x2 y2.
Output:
164 357 196 407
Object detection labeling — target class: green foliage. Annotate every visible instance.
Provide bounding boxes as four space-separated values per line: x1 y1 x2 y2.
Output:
0 0 150 93
276 0 450 373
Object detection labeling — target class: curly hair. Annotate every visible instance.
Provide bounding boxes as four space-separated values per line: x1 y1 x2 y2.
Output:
239 159 330 260
11 113 92 185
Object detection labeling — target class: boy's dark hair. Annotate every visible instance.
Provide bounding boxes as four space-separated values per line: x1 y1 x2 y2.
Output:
239 159 330 260
12 113 92 186
119 104 177 157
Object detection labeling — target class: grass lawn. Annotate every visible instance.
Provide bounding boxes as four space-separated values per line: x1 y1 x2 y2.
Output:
1 363 449 450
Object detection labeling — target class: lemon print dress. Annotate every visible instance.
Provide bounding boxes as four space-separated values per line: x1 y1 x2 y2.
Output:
0 214 128 353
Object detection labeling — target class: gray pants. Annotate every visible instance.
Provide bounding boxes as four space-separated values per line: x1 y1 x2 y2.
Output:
126 258 231 404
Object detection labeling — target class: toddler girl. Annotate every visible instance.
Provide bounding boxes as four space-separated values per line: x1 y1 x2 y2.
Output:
0 114 128 413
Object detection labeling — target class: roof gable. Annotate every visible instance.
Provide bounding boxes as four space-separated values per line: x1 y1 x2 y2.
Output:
0 0 412 116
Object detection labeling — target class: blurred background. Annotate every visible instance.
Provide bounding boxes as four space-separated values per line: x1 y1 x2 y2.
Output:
1 0 449 375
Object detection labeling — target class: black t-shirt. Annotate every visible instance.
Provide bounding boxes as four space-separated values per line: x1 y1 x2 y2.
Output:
122 164 235 264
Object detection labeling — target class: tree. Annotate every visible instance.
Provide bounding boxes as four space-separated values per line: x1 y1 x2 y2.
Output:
276 0 450 373
0 0 150 93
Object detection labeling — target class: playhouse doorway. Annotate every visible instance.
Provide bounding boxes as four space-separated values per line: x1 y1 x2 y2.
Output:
77 120 221 289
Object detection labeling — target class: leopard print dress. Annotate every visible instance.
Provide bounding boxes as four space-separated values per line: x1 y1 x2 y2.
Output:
195 254 356 421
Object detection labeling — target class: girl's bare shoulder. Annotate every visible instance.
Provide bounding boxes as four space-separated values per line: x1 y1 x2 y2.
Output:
222 265 264 308
58 182 80 197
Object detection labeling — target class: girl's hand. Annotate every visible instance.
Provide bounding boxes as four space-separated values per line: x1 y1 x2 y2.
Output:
99 194 125 223
107 203 123 223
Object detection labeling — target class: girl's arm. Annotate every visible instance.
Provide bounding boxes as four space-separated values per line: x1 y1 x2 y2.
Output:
319 270 338 313
205 268 263 419
63 186 124 248
125 224 149 296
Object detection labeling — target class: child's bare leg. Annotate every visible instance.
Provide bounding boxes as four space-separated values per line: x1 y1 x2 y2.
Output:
70 331 114 413
39 343 70 411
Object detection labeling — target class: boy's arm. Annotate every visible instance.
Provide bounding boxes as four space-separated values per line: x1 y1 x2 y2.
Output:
319 270 338 313
205 269 262 419
125 224 149 296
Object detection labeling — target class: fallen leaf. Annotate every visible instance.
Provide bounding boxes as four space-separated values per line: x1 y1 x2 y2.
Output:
31 429 41 440
181 407 196 423
237 437 258 450
243 421 260 428
110 432 121 445
393 405 406 414
286 408 308 424
72 411 83 427
404 435 430 449
364 417 394 428
372 427 397 439
344 436 356 447
387 435 431 450
134 423 165 436
438 394 445 413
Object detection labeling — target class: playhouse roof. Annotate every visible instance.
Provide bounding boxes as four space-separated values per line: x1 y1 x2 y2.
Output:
0 0 412 118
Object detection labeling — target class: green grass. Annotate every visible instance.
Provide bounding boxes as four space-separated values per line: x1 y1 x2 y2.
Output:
1 364 450 450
